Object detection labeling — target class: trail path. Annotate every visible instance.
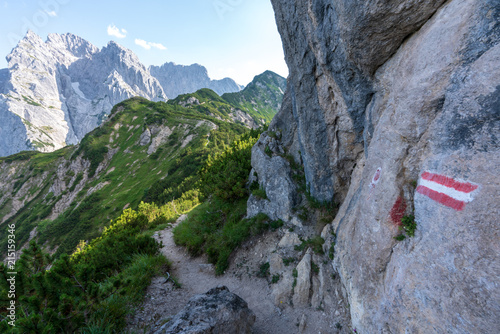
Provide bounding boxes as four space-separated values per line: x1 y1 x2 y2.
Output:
128 218 346 333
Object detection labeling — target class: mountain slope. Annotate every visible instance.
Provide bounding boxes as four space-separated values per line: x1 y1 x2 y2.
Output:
222 70 287 123
0 96 250 259
150 62 244 99
0 31 166 157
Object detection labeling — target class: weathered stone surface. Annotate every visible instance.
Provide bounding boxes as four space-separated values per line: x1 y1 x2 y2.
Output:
247 132 300 221
156 286 255 334
139 128 151 146
253 0 500 332
293 248 312 307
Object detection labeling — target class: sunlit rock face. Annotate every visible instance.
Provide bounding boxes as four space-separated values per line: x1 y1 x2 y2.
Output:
250 0 500 332
0 31 166 157
150 62 243 99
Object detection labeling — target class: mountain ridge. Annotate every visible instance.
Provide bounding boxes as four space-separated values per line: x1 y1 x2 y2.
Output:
0 31 282 157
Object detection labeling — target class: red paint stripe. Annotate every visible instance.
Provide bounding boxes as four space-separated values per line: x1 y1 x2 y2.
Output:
421 172 478 193
390 196 407 225
417 185 466 211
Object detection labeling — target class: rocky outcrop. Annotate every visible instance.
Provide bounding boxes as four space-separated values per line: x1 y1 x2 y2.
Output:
155 286 255 334
150 62 243 99
250 0 500 332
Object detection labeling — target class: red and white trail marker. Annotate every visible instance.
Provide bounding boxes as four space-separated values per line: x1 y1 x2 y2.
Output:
367 167 382 200
416 172 480 211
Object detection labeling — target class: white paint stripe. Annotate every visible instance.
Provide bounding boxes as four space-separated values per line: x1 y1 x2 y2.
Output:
419 178 477 203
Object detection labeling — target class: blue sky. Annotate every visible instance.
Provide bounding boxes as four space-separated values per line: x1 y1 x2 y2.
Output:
0 0 288 85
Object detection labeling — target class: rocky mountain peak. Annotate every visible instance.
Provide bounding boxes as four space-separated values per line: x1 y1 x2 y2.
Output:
47 33 99 58
149 61 243 99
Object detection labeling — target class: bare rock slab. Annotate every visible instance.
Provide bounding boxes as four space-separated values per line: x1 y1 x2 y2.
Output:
156 286 256 334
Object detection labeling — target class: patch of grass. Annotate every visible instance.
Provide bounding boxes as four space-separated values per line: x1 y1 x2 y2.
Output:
267 130 278 139
68 172 84 192
22 95 42 107
174 199 280 275
265 145 272 157
295 236 325 255
258 262 270 278
401 214 417 237
252 186 268 200
283 257 296 266
328 242 336 260
311 261 320 275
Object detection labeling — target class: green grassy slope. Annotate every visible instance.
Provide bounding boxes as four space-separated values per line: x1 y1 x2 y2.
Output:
222 70 287 123
0 97 248 258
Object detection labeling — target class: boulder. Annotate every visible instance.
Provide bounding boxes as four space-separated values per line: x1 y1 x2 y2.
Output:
156 286 255 334
293 248 312 307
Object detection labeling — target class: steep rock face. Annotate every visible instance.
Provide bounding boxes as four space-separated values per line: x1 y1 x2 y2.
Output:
0 31 166 157
251 0 500 332
150 62 243 99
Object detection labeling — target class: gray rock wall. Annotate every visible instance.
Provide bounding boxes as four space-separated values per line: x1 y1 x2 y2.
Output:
251 0 500 332
150 62 243 99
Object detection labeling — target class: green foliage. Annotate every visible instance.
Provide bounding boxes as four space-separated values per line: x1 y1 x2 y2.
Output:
311 261 320 275
0 208 167 333
283 257 296 266
271 274 280 284
22 95 42 107
174 198 280 275
328 242 336 260
265 145 272 157
69 172 84 192
251 186 268 200
394 234 406 241
199 132 260 201
295 236 325 255
401 215 417 237
222 71 287 123
258 262 270 278
73 128 109 177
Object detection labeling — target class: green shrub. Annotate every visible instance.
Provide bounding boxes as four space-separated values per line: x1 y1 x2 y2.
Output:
0 208 167 333
173 198 281 275
258 262 270 278
295 236 325 254
251 186 268 200
199 135 259 201
401 215 417 237
328 242 336 260
311 261 320 275
271 274 280 284
265 145 272 157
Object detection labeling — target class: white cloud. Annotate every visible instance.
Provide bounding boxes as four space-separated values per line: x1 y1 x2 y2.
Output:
46 10 57 17
149 42 167 50
107 25 127 39
135 39 167 51
135 39 151 50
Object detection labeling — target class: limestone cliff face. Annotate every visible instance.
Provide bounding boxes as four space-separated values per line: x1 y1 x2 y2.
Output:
251 0 500 332
150 62 243 99
0 31 166 157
